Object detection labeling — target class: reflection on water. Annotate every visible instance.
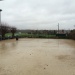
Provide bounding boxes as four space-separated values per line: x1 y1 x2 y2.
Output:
1 43 7 50
0 39 75 75
0 40 18 55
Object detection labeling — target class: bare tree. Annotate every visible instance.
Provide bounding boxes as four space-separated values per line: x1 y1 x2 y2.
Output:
11 27 17 38
69 30 75 40
0 23 9 39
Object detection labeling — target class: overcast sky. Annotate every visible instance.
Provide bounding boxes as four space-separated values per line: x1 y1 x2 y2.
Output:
0 0 75 30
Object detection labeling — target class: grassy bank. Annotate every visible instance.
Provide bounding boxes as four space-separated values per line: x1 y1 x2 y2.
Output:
0 33 68 40
5 33 56 38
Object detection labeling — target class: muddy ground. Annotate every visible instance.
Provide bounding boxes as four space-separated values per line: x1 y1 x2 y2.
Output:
0 38 75 75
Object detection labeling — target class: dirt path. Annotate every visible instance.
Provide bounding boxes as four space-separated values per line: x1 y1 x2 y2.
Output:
0 39 75 75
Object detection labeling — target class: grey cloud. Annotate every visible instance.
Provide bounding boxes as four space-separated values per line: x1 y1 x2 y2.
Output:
0 0 75 30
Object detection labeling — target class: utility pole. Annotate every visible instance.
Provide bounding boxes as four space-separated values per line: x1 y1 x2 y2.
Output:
0 0 3 40
0 9 2 25
0 9 2 40
58 23 59 34
74 25 75 29
0 0 3 24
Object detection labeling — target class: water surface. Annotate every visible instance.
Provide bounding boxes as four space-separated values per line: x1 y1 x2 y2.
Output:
0 39 75 75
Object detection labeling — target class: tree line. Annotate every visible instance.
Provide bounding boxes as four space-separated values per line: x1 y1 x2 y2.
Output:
0 23 17 40
68 30 75 40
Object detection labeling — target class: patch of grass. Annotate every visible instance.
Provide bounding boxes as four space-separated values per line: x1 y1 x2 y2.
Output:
5 33 12 37
5 33 56 38
18 33 56 38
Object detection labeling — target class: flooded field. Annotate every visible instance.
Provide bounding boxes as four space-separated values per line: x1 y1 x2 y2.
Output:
0 38 75 75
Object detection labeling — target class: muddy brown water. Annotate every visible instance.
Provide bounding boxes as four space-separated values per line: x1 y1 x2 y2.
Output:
0 39 75 75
